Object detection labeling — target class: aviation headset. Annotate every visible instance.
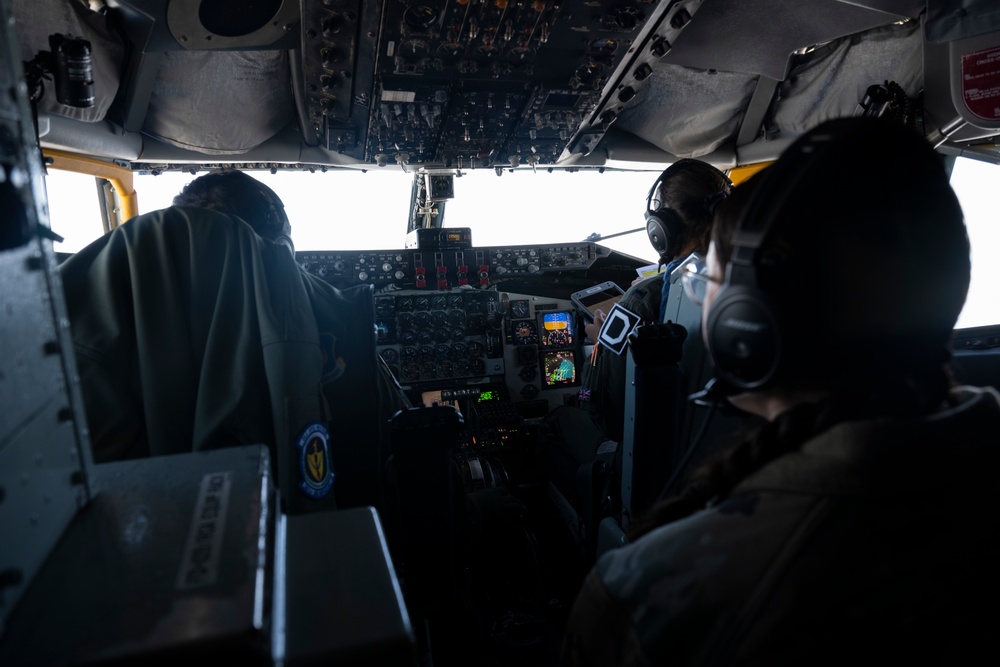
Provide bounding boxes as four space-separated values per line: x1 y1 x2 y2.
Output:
174 169 295 256
254 180 295 257
704 127 846 391
645 159 732 264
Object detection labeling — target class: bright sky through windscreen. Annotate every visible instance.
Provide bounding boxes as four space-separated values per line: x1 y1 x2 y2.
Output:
46 157 1000 328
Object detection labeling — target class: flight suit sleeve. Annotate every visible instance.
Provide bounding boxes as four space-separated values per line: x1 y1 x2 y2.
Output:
561 569 651 667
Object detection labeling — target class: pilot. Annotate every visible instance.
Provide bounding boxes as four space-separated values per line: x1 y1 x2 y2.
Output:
60 170 408 510
560 117 1000 665
170 169 295 254
582 158 732 445
545 159 732 486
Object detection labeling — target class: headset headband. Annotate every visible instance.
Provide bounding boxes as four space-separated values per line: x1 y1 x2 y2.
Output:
646 161 687 213
725 129 841 283
705 127 847 390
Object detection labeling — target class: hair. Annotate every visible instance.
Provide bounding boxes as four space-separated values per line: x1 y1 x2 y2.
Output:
652 159 733 258
630 117 970 539
172 169 291 245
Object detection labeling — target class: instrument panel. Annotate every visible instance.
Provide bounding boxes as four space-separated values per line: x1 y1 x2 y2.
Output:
375 289 504 385
297 241 604 290
301 244 592 404
300 240 624 468
299 0 654 167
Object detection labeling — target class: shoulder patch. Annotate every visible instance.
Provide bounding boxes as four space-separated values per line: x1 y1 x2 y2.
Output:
296 422 334 500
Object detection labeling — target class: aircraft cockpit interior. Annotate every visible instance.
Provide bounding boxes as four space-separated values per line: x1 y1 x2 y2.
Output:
4 1 1000 666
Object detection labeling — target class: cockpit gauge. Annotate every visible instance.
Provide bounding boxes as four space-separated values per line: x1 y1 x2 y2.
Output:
398 296 414 311
589 38 620 57
450 342 468 360
401 346 418 362
431 294 447 310
507 47 534 65
398 39 430 59
448 294 464 308
381 349 400 365
545 329 569 347
467 341 486 358
510 300 530 319
438 42 465 60
418 345 436 362
416 295 431 310
403 5 439 31
477 45 500 59
512 320 538 345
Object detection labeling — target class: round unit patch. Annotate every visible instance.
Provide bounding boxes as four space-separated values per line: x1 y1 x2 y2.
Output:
296 422 334 500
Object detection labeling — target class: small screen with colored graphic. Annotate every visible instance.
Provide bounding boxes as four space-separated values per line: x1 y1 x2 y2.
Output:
539 310 574 348
541 350 577 388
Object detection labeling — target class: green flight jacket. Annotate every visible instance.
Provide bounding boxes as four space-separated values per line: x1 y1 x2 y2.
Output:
562 385 1000 666
60 206 407 511
584 273 664 443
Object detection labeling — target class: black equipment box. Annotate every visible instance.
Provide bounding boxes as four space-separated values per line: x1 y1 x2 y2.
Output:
0 446 415 666
405 227 472 250
0 446 277 666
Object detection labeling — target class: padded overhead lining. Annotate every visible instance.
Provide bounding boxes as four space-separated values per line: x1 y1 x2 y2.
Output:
142 50 297 155
613 3 924 162
661 0 921 80
772 20 923 133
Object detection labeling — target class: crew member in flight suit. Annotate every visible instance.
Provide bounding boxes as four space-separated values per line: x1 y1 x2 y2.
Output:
561 117 1000 667
60 170 408 511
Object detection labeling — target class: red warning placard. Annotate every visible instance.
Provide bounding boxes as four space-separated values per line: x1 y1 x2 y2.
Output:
962 45 1000 121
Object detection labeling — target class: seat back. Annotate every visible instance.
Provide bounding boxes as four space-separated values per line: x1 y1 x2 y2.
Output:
660 262 752 499
619 323 686 532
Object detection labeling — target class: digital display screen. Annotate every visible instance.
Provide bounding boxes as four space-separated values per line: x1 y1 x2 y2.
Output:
577 285 624 319
539 311 574 348
542 350 577 388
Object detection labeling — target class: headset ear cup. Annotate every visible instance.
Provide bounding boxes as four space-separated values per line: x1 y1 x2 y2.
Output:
645 209 682 260
273 234 295 257
705 284 783 390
